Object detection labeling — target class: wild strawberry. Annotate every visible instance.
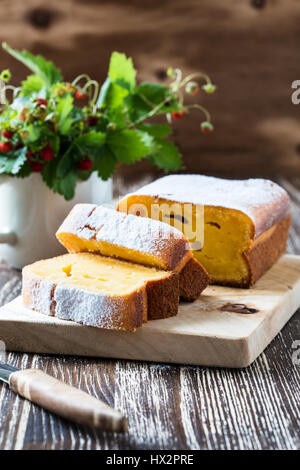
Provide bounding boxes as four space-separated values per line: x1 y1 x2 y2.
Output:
77 158 93 171
0 141 12 153
75 91 88 100
30 162 43 173
15 142 24 150
20 107 28 121
40 143 54 162
202 83 216 94
66 85 76 96
1 129 14 139
201 121 214 134
87 116 98 126
171 111 185 119
35 98 47 107
185 81 199 95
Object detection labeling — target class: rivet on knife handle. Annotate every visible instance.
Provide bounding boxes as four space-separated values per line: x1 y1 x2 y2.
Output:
9 369 128 433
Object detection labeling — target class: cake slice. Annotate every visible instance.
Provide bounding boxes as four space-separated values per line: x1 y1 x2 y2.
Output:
117 175 292 287
22 253 179 331
56 204 209 301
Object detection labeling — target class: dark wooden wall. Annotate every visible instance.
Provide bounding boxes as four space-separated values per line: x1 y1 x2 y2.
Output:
1 0 300 183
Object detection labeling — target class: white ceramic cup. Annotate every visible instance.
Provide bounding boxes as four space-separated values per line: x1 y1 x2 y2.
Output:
0 172 113 268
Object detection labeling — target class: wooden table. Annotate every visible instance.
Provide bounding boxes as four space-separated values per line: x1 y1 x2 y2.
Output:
0 177 299 450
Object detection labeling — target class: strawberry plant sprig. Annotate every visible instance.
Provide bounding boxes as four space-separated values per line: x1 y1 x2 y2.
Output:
0 43 216 200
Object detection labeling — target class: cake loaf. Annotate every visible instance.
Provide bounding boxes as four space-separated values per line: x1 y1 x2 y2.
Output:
56 204 209 301
117 175 292 287
22 253 179 331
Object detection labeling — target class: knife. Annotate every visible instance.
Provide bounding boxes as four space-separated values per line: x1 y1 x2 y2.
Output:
0 362 128 433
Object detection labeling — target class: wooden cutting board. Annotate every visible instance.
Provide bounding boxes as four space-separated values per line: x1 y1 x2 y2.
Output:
0 254 299 368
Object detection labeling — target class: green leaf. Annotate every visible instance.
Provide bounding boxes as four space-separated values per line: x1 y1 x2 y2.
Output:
94 145 117 180
57 171 78 200
0 107 17 125
104 82 129 109
56 94 74 135
127 84 180 122
22 124 41 143
73 131 106 154
48 133 60 155
42 158 77 200
17 160 31 178
21 74 44 96
107 129 153 163
96 77 111 109
137 123 172 139
108 52 136 91
135 83 169 105
42 157 59 188
2 43 62 87
0 147 27 175
105 107 126 129
57 132 105 178
148 140 182 171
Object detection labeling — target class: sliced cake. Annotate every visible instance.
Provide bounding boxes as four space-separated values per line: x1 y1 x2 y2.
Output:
56 204 209 301
117 175 292 287
22 253 179 331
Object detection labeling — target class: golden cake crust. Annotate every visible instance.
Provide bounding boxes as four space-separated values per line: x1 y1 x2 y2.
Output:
57 204 209 300
22 254 180 331
118 175 292 288
245 215 292 287
119 175 291 239
56 204 189 271
179 258 210 301
146 272 179 320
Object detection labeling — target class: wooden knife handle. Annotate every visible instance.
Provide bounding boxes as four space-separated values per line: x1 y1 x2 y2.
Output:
9 369 128 433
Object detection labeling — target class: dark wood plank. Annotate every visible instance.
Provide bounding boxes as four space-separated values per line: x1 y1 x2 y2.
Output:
0 178 299 450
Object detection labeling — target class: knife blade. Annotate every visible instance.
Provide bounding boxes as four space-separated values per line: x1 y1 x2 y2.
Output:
0 362 18 383
0 362 128 433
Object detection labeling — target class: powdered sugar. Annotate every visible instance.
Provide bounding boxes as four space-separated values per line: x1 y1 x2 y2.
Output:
57 205 188 268
94 206 182 251
24 274 142 330
54 284 130 329
23 276 53 316
57 204 97 240
128 175 291 237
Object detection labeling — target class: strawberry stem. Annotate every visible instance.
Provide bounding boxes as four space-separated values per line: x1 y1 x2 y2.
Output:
72 74 91 87
188 103 211 122
180 72 212 88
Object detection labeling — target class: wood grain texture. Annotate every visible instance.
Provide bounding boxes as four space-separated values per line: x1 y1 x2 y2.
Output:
1 0 300 183
9 369 128 433
0 177 299 450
